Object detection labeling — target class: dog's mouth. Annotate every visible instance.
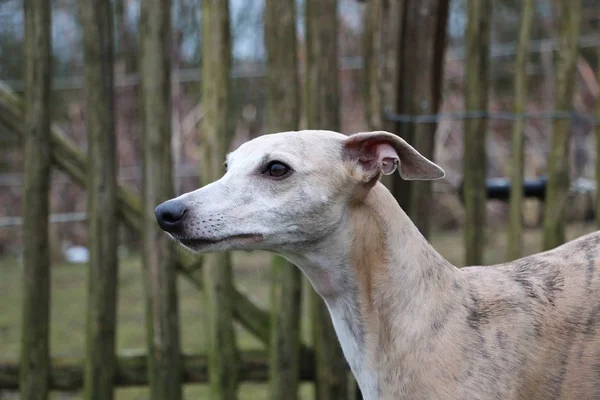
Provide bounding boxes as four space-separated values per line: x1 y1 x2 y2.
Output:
178 233 264 250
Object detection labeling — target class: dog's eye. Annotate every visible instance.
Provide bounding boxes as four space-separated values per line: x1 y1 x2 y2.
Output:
264 161 291 178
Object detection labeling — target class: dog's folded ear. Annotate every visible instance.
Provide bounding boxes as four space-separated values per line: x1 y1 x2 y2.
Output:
343 131 445 181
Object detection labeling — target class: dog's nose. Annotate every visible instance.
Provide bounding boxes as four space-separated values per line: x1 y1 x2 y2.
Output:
154 200 188 233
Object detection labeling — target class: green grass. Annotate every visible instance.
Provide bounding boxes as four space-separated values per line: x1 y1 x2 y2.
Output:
0 223 597 399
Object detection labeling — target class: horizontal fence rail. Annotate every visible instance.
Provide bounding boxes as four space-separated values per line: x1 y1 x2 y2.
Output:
0 351 316 391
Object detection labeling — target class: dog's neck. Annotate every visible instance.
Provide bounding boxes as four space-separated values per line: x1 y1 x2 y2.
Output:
283 182 464 399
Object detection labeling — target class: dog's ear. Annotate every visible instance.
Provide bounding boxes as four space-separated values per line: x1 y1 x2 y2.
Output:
343 131 445 181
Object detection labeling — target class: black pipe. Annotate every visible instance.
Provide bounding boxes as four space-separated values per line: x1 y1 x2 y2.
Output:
458 176 548 203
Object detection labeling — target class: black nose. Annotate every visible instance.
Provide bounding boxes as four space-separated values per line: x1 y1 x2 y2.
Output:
154 200 188 233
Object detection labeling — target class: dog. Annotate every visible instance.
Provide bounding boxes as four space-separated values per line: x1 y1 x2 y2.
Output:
155 130 600 399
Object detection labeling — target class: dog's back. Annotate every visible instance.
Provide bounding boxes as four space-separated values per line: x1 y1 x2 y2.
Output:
460 231 600 399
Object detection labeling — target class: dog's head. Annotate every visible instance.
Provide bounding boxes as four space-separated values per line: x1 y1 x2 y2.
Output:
155 130 444 253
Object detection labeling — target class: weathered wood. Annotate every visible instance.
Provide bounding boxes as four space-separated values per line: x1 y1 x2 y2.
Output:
542 0 581 251
507 0 534 260
264 1 303 399
20 1 52 399
139 1 182 399
597 4 600 230
362 0 383 131
269 258 302 400
76 2 119 399
389 1 413 212
305 0 349 398
406 0 449 239
463 0 492 265
0 351 317 391
378 0 402 191
0 83 277 348
201 1 239 398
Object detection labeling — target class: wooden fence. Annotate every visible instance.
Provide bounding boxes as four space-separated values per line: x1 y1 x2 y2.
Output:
0 0 598 399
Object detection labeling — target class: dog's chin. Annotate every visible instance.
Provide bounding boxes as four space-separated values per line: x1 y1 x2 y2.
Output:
177 233 264 253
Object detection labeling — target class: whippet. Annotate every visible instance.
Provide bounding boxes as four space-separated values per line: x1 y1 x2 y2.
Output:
155 130 600 400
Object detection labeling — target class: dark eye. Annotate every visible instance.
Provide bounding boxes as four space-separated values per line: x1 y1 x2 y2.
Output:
264 161 291 178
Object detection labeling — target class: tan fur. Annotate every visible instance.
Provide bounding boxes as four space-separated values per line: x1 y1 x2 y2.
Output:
349 200 389 356
156 130 600 400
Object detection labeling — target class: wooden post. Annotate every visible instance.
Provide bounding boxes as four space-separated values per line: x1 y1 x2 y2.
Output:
542 0 581 251
406 0 449 239
386 1 448 234
463 0 492 266
597 4 600 230
389 1 413 212
264 1 303 399
139 1 182 399
362 0 383 131
379 0 403 191
507 0 534 260
20 1 52 399
201 1 239 398
305 0 349 399
76 2 119 399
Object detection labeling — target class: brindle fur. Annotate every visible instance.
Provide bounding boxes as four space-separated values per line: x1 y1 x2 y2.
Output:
155 130 600 399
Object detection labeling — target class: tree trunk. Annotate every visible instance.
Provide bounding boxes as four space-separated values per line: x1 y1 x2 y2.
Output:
20 1 52 399
542 0 581 251
264 1 302 399
463 0 492 266
77 2 119 399
201 1 239 399
507 0 534 261
305 0 349 399
139 1 183 399
406 0 449 240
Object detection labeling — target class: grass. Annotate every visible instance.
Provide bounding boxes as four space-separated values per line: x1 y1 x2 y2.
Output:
0 223 597 399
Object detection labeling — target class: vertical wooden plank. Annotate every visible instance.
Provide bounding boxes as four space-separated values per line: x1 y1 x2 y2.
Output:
463 0 492 266
77 2 119 400
264 1 302 399
268 258 302 400
389 1 414 212
201 1 239 399
379 0 403 191
139 0 183 399
20 1 52 399
596 4 600 230
507 0 534 260
542 0 581 251
305 0 349 399
76 3 120 400
407 0 449 239
387 0 449 232
362 0 383 131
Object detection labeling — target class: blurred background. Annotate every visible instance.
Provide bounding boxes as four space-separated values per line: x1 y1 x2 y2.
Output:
0 0 599 399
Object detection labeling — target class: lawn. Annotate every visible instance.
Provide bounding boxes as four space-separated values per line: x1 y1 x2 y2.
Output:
0 223 597 399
